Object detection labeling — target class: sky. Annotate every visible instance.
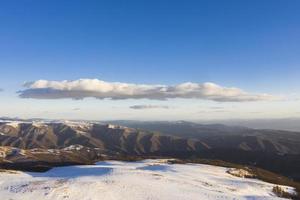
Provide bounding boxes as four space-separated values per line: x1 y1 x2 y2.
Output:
0 0 300 121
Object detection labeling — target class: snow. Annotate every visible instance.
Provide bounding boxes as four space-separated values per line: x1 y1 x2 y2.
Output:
6 121 21 128
0 159 295 200
107 124 125 129
0 151 5 157
61 120 93 128
32 122 47 128
63 145 85 151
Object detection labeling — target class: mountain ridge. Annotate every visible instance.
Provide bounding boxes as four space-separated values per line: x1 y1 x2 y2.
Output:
0 121 208 154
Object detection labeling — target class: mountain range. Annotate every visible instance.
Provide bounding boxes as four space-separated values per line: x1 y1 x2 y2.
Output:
1 119 300 182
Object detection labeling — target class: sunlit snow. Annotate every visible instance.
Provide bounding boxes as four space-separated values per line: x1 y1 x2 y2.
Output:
0 159 294 200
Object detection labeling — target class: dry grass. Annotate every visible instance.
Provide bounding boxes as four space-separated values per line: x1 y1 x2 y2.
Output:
226 168 256 178
0 169 19 174
273 185 297 199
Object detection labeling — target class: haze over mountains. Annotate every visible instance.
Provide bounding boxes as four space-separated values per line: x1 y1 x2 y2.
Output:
1 118 300 182
217 118 300 132
106 120 300 154
1 118 300 155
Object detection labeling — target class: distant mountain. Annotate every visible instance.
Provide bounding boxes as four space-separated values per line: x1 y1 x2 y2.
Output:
1 119 300 155
0 121 208 154
216 118 300 132
1 119 300 181
106 120 300 154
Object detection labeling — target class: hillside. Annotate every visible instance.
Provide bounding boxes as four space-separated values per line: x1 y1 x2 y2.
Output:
108 120 300 154
0 121 208 154
0 159 296 200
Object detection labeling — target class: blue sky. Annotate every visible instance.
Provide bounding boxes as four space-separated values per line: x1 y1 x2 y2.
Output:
0 0 300 120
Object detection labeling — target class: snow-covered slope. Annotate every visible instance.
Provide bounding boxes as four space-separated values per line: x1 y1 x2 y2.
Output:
0 159 295 200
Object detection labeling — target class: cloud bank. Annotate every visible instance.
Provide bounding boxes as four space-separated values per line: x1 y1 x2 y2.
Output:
18 79 278 102
130 105 170 110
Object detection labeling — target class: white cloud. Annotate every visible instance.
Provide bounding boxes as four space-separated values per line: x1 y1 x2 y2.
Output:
18 79 279 102
130 105 170 110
